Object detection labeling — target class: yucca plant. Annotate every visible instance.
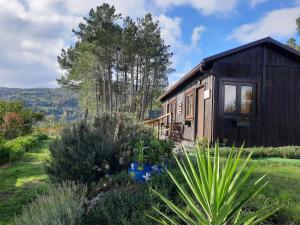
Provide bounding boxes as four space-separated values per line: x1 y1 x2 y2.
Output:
150 143 280 225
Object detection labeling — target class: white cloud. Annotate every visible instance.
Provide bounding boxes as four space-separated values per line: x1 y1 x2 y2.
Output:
249 0 268 8
157 14 182 47
228 6 300 43
157 14 206 77
154 0 239 15
0 0 209 88
191 26 206 48
0 0 149 88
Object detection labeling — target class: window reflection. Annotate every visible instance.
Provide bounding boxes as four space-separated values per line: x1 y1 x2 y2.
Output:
241 86 253 113
224 85 236 113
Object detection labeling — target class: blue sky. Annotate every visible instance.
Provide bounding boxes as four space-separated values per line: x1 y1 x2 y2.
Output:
0 0 299 88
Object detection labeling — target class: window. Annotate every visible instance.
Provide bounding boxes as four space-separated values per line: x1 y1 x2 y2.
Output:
185 90 194 119
171 100 176 121
224 85 237 113
223 82 256 116
241 86 254 114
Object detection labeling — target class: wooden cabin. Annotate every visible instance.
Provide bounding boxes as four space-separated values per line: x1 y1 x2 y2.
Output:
156 37 300 147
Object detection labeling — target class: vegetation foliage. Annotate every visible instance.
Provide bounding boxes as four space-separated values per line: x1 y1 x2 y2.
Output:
218 146 300 159
0 87 80 122
0 133 47 166
0 100 44 139
0 139 50 224
58 3 173 120
151 144 280 225
46 113 154 184
286 16 300 51
13 182 87 225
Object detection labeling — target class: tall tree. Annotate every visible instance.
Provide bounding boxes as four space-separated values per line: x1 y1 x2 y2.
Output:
57 3 173 120
287 16 300 51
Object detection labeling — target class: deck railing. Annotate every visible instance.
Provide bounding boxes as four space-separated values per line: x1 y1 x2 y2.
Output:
144 113 172 139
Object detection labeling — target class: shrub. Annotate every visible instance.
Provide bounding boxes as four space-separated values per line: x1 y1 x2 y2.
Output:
0 143 11 166
219 146 300 159
0 134 42 165
14 182 87 225
0 101 44 139
130 138 175 165
151 144 280 224
32 132 48 141
83 171 179 225
46 113 154 185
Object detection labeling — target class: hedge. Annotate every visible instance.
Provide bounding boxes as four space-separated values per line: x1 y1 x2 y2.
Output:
0 133 48 166
218 146 300 159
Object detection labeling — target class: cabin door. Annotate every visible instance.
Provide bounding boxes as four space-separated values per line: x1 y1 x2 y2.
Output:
197 87 205 139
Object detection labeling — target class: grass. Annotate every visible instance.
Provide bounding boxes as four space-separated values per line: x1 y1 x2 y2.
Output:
250 158 300 224
0 139 50 225
0 141 299 224
188 151 300 224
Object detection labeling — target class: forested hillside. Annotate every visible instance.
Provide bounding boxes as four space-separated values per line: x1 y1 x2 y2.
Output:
0 87 81 121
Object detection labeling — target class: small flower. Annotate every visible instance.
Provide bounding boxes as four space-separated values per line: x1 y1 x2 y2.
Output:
143 172 151 181
131 163 135 169
151 165 158 171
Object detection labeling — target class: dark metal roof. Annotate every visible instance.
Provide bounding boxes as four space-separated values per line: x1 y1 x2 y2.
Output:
202 37 300 64
158 62 203 101
158 37 300 101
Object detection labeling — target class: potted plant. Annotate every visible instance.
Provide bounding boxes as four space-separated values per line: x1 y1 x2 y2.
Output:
128 139 174 182
128 141 152 182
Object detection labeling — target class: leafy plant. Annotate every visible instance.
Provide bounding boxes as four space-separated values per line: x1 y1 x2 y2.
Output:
0 101 43 139
132 138 174 165
14 182 87 225
136 140 145 165
46 113 153 184
0 134 42 165
150 143 280 225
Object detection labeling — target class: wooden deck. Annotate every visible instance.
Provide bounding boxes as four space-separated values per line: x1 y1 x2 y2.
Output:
144 113 183 141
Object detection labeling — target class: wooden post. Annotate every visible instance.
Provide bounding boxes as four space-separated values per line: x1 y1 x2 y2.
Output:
169 113 172 138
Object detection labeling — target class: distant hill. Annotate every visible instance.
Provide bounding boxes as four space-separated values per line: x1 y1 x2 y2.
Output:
0 87 82 121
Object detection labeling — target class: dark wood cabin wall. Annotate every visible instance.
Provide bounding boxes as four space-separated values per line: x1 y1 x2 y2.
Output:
212 45 264 147
263 47 300 146
212 44 300 147
161 72 202 141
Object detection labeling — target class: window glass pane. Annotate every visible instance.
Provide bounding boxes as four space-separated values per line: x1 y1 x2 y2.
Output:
241 86 253 114
224 85 236 113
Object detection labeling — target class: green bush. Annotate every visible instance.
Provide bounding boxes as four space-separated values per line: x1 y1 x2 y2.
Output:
219 146 300 159
0 134 42 165
83 171 179 225
46 113 154 185
0 101 44 139
0 143 11 166
14 182 87 225
32 132 48 141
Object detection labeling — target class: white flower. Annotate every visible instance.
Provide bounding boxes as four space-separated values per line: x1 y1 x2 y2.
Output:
142 172 151 181
151 165 158 171
131 163 135 170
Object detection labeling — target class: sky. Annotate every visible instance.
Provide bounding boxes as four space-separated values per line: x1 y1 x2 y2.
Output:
0 0 299 88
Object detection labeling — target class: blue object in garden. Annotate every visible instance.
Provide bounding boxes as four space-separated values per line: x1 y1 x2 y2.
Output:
128 162 165 182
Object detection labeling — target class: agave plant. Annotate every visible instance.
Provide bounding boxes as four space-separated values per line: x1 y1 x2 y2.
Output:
150 143 279 225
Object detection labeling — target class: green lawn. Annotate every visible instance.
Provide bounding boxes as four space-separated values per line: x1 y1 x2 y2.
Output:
188 153 300 223
0 140 50 225
0 142 299 224
250 158 300 224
